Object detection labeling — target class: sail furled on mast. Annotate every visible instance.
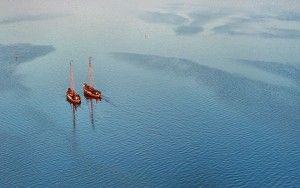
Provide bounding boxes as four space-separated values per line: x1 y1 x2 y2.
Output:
70 61 75 91
89 57 93 87
66 61 81 105
83 56 102 100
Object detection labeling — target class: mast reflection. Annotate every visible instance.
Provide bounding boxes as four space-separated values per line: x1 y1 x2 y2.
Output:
85 96 101 129
71 104 78 129
70 104 78 153
88 99 95 128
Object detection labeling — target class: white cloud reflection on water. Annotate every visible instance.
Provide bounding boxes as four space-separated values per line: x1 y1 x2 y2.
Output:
139 5 300 38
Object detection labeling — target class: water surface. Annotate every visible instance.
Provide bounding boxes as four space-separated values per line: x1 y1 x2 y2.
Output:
0 1 299 187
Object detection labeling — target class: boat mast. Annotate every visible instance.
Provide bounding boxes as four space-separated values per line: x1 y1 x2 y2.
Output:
89 57 93 87
70 61 75 91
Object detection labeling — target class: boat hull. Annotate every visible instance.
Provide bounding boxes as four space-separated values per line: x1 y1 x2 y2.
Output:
66 89 81 105
83 86 101 99
66 95 81 105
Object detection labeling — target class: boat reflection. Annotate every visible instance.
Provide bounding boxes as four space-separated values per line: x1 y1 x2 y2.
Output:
70 104 78 154
85 96 101 129
71 104 77 129
88 99 95 128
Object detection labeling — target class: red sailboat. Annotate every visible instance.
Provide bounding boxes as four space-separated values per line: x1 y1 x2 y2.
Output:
66 62 81 105
83 57 102 100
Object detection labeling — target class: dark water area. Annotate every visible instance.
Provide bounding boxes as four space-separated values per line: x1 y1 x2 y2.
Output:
236 59 300 83
0 1 300 187
0 43 54 93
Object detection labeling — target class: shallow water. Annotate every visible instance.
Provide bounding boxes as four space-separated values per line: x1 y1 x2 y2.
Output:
0 1 300 187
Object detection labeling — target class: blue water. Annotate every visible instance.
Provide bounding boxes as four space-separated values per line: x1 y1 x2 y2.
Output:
0 1 300 187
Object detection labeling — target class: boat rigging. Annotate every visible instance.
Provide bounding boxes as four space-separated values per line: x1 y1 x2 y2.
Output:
83 57 102 100
66 62 81 105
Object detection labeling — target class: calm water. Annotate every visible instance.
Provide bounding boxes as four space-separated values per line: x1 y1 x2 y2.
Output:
0 1 300 187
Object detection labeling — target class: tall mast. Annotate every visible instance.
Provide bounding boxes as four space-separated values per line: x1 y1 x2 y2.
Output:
70 61 75 91
89 57 93 87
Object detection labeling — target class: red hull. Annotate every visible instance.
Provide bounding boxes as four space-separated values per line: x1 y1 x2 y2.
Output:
66 88 81 105
83 85 101 99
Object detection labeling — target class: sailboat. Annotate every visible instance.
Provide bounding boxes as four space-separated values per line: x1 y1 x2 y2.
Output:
66 62 81 105
83 57 102 99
